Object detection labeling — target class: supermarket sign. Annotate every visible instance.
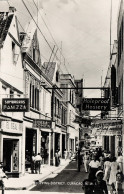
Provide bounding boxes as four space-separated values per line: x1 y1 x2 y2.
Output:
82 98 110 111
2 98 30 112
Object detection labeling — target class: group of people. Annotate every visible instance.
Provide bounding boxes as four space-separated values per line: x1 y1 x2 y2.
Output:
31 153 42 174
82 148 124 194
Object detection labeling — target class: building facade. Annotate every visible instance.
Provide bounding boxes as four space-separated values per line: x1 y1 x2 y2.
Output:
0 7 24 177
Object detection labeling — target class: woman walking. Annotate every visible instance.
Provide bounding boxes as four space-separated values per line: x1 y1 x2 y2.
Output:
103 157 111 182
109 157 119 185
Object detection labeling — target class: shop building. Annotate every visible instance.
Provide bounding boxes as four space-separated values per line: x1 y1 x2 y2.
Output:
60 74 80 154
44 62 66 164
0 7 24 177
116 0 124 171
21 27 53 173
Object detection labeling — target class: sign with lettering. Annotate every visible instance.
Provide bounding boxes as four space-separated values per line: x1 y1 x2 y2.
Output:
33 119 51 128
2 98 30 112
82 98 110 111
1 121 23 134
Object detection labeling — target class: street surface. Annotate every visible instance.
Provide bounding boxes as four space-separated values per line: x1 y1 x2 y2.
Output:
31 160 88 193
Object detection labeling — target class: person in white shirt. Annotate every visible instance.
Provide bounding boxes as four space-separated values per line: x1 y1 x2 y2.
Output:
117 153 123 172
88 155 100 180
35 153 42 174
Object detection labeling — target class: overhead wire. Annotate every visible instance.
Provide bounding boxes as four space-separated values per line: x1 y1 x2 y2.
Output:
22 0 58 61
31 0 70 74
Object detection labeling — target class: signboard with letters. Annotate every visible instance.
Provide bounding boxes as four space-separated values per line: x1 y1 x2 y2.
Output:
1 121 23 134
2 98 30 112
82 98 110 111
33 119 51 129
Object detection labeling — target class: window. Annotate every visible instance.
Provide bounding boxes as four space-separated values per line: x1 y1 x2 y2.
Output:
56 71 59 82
33 47 35 61
12 42 18 64
10 90 14 98
29 81 39 111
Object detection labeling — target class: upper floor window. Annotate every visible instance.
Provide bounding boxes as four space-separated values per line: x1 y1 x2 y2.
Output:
10 90 14 98
12 42 15 64
12 41 19 64
33 47 35 61
30 80 39 111
56 71 59 82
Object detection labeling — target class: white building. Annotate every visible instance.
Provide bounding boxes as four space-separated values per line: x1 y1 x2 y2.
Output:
0 7 24 177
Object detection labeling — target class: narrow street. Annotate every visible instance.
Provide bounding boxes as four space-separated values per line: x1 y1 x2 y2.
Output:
31 160 88 193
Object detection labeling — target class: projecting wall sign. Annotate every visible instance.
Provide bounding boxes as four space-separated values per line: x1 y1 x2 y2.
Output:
82 98 110 111
2 98 30 112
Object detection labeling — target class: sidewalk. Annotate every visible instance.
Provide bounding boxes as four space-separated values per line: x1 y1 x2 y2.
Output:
4 159 71 191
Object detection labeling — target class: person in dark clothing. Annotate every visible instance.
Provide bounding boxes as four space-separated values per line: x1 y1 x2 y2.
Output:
94 170 108 194
88 156 100 181
55 150 59 167
82 179 94 194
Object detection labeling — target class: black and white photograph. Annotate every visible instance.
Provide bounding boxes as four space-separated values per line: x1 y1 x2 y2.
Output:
0 0 123 193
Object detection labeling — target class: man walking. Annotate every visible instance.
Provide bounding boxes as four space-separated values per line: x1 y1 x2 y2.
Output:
35 153 42 174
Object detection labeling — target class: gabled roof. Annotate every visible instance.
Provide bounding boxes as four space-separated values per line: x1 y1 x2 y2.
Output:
43 62 56 82
0 12 14 46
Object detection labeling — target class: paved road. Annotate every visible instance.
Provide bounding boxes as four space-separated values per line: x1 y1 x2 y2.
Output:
31 160 88 193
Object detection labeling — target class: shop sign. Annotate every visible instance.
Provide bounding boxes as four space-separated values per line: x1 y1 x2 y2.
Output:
82 98 110 111
33 119 51 129
2 98 30 112
92 119 122 129
1 121 23 133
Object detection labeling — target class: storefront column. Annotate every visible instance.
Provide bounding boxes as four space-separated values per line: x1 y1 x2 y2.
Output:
37 129 41 153
22 126 26 174
123 133 124 174
74 138 75 153
0 134 3 162
53 132 55 165
60 133 62 156
65 134 67 149
115 136 118 157
109 136 111 152
0 82 2 104
49 133 51 166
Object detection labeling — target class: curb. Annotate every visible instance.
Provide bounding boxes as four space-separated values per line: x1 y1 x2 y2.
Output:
5 160 71 190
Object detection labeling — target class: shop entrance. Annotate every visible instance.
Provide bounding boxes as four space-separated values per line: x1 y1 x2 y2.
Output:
55 133 60 152
25 128 37 168
3 139 19 173
62 134 65 158
41 132 49 164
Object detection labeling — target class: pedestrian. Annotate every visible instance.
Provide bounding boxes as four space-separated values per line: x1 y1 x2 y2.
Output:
83 152 89 173
99 155 104 170
55 150 59 167
0 163 8 194
64 149 68 160
58 149 61 165
88 155 100 181
109 156 119 185
35 153 42 174
69 149 72 160
110 172 124 194
31 152 35 173
93 170 108 194
82 179 94 194
103 157 111 182
117 152 123 172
